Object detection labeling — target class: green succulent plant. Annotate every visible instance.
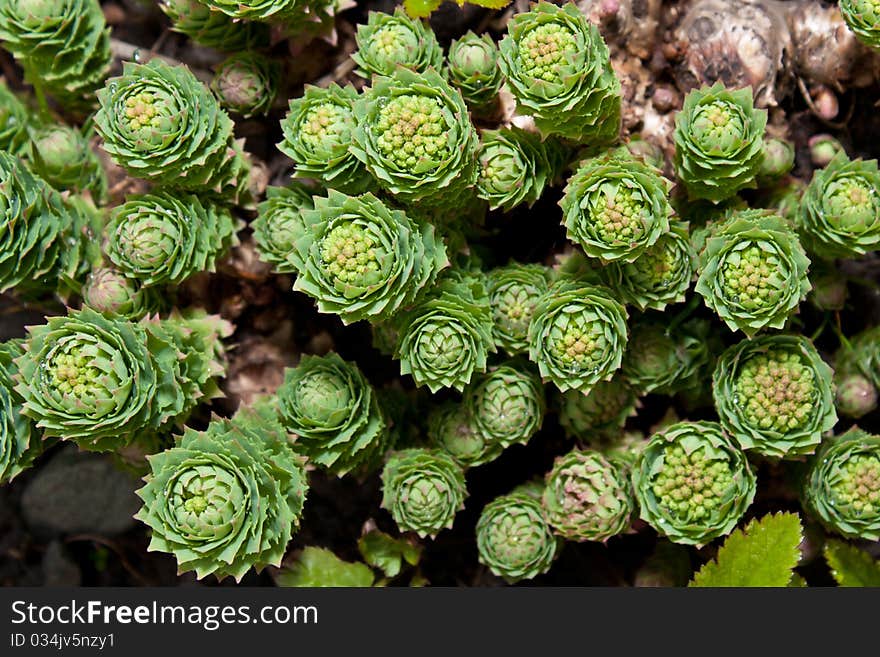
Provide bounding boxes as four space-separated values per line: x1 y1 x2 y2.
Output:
808 260 848 312
352 8 443 79
476 491 560 583
673 83 767 203
0 79 29 156
632 421 757 546
211 53 280 118
252 184 315 274
380 448 467 538
286 190 448 325
476 127 559 212
82 268 166 320
556 376 638 441
796 152 880 259
841 0 880 50
136 406 308 581
160 0 271 51
497 1 621 143
446 31 504 117
15 307 231 451
276 352 388 477
200 0 326 24
487 263 552 357
541 449 634 542
560 155 673 263
28 125 107 202
95 60 251 203
694 210 811 337
0 0 111 106
0 340 42 484
804 427 880 540
351 66 480 210
528 280 628 393
105 192 240 288
428 401 499 468
757 137 795 184
713 335 837 459
278 84 372 194
834 325 880 419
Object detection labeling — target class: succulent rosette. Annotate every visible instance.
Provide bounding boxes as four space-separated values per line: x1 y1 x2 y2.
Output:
599 222 695 311
380 448 467 538
487 263 552 357
160 0 270 51
211 53 280 118
476 492 560 583
841 0 880 50
560 155 673 263
252 184 315 274
803 428 880 540
713 335 837 459
287 190 448 325
136 406 308 581
632 421 757 546
278 84 371 194
28 125 107 202
528 280 628 393
0 340 42 484
694 210 811 336
498 1 621 144
394 273 495 393
105 192 239 288
834 326 880 419
0 79 29 155
428 401 500 468
673 83 767 203
200 0 316 23
476 127 557 212
352 8 443 79
95 60 250 202
446 31 504 116
351 67 480 210
621 318 712 396
82 268 165 320
541 449 634 542
796 152 880 259
0 0 111 106
556 376 639 440
276 352 388 476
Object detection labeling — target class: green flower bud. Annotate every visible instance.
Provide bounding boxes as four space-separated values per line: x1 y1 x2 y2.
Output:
278 84 372 194
835 374 878 419
287 190 448 325
447 31 503 116
160 0 270 51
428 401 500 468
757 137 795 184
632 421 757 546
252 184 315 274
808 134 844 168
381 448 467 538
556 376 638 440
673 83 767 203
804 427 880 540
211 53 279 118
528 280 628 393
498 1 621 143
477 127 558 212
0 340 43 484
82 268 165 320
560 155 673 263
487 263 552 357
841 0 880 49
28 125 107 202
797 151 880 258
476 492 560 583
352 8 443 79
0 79 29 156
808 261 848 311
136 406 308 581
694 210 811 337
713 335 837 459
277 352 388 477
834 325 880 418
541 449 634 542
105 192 239 287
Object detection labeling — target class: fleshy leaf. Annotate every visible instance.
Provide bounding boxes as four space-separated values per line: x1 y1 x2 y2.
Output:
358 530 423 578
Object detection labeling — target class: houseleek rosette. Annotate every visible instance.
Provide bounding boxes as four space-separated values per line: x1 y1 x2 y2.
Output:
276 352 388 477
82 268 165 320
557 377 638 440
287 190 448 325
447 31 503 116
796 152 880 259
487 263 552 356
200 0 329 24
136 407 308 581
380 448 467 538
105 192 239 288
560 155 673 263
541 449 634 542
351 67 479 210
394 274 495 392
279 84 371 194
841 0 880 50
673 83 767 203
695 210 811 336
252 184 314 274
621 318 712 396
0 340 42 484
834 326 880 419
95 60 250 202
15 308 231 451
476 127 557 212
0 80 29 156
160 0 270 51
528 280 628 393
713 335 837 459
498 1 621 144
632 421 757 546
352 8 443 79
28 125 107 202
428 401 499 468
803 428 880 540
600 222 695 311
0 0 111 106
476 492 560 583
211 53 280 118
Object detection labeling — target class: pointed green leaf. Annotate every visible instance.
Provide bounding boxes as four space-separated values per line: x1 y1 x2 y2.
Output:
824 540 880 587
358 529 423 578
276 548 374 587
403 0 442 18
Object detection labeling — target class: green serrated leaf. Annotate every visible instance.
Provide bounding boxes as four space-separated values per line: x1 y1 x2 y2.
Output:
689 513 803 587
788 573 808 587
824 540 880 587
403 0 443 18
275 548 374 588
409 571 430 587
458 0 513 9
358 530 423 578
